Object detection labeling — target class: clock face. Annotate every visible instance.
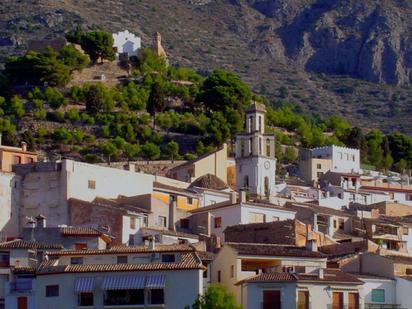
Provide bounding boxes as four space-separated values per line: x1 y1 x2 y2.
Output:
264 161 270 170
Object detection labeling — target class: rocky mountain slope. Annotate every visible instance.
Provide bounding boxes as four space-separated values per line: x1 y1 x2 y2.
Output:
2 0 412 133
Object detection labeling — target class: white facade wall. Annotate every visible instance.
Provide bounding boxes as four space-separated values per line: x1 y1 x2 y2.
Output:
208 204 295 240
5 280 36 309
0 172 20 239
35 269 202 309
360 278 396 305
112 30 141 57
200 190 231 208
402 228 412 254
312 145 360 173
393 192 412 206
396 277 412 309
243 282 364 309
19 160 154 229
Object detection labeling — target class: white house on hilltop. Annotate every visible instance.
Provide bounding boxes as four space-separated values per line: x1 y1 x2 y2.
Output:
312 145 360 174
112 30 141 57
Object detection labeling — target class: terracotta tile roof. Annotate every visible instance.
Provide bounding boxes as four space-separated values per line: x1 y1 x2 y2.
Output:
189 200 295 214
196 251 215 262
0 239 63 250
227 243 325 258
285 202 351 217
153 182 199 197
140 227 199 239
238 269 362 285
37 252 204 275
60 227 102 237
46 244 194 257
361 185 412 194
189 174 228 190
11 266 36 274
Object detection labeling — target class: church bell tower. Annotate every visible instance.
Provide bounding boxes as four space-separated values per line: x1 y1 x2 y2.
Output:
235 102 276 199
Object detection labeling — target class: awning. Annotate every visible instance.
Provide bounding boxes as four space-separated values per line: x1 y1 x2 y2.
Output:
75 277 95 293
102 275 145 290
145 275 166 289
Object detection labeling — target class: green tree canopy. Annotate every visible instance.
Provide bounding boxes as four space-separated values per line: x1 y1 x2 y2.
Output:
81 31 115 63
188 284 240 309
141 142 160 160
197 69 252 112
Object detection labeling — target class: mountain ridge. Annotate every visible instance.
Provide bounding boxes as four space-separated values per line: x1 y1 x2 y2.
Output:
2 0 412 133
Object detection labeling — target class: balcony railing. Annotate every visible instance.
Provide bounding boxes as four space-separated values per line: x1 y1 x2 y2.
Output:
9 280 33 293
365 305 405 309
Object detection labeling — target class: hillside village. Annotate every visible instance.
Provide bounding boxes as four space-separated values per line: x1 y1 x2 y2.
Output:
3 29 412 309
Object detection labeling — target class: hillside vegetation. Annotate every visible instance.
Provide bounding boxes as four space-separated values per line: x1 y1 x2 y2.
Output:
1 28 412 174
2 1 412 134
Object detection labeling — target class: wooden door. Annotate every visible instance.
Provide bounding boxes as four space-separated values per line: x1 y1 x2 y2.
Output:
348 292 359 309
297 291 309 309
17 297 27 309
263 290 281 309
332 292 344 309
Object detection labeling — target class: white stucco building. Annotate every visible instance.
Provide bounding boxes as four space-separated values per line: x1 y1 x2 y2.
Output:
312 145 360 173
188 193 296 240
112 30 141 57
235 102 276 199
0 172 20 239
13 160 154 232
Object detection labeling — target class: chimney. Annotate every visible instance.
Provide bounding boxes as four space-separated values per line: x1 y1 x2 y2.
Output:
318 268 324 280
21 141 27 152
240 190 247 203
27 218 36 229
35 214 46 228
306 239 318 252
231 191 237 204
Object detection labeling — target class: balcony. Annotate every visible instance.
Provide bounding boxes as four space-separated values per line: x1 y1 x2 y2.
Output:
365 305 405 309
8 279 33 294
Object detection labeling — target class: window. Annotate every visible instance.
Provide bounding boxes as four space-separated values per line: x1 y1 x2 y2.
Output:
348 292 359 309
128 234 135 246
338 219 344 230
117 256 128 264
187 197 193 204
264 177 269 197
317 172 324 178
149 289 164 305
74 243 87 250
104 289 144 305
158 216 167 227
143 215 149 227
203 268 208 278
249 212 265 223
162 254 175 263
371 289 385 302
317 164 322 169
88 180 96 189
249 137 253 155
13 156 21 164
259 138 262 155
0 252 10 267
180 218 189 229
244 175 249 189
248 116 253 132
263 290 281 309
46 285 59 297
406 194 412 201
259 115 262 132
78 292 93 306
230 265 234 278
130 216 136 229
70 257 84 265
26 157 34 164
333 220 337 228
266 138 271 156
403 227 409 235
217 270 221 283
214 217 222 228
297 290 309 309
